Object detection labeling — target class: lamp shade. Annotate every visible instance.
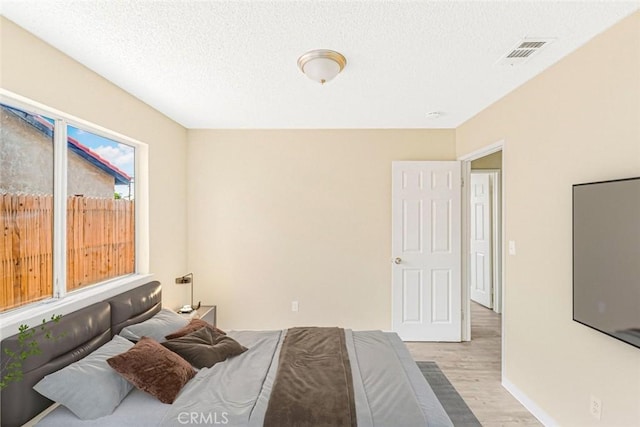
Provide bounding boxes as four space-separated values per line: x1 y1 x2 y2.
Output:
175 273 197 310
297 49 346 84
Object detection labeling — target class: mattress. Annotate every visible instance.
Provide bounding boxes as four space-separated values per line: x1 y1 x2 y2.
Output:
37 330 452 427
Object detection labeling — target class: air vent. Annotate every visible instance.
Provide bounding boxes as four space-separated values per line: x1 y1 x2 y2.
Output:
507 49 536 59
497 38 554 66
518 41 547 49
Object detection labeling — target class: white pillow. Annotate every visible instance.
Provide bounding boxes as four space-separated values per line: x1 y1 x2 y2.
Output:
33 335 134 420
119 308 188 342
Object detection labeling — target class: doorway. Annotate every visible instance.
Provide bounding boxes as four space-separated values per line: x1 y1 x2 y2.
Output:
390 148 504 348
459 142 504 365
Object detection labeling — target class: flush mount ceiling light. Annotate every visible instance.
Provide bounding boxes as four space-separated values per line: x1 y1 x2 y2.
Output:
297 49 347 84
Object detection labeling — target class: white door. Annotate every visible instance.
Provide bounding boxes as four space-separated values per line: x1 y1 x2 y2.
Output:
392 161 462 342
469 173 493 308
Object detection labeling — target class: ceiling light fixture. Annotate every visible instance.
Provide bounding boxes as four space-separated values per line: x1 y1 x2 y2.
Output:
297 49 347 84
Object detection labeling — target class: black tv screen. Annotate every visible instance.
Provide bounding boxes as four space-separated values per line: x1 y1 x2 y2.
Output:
573 177 640 349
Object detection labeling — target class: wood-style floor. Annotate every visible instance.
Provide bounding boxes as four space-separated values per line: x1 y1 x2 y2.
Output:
406 302 542 427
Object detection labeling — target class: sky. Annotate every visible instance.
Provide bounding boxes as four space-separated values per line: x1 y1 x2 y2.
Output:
67 125 135 199
67 126 134 176
38 113 135 199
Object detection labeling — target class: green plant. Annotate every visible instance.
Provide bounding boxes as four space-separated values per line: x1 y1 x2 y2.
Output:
0 314 63 389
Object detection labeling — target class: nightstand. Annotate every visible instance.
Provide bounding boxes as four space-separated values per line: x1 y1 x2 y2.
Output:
195 305 217 326
178 305 217 326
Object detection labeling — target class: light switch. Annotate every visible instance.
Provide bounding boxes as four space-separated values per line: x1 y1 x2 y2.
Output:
508 240 516 255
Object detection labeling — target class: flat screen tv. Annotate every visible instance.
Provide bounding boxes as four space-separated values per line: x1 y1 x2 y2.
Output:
573 177 640 349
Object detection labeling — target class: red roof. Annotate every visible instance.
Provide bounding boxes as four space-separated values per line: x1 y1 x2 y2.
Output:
33 115 132 183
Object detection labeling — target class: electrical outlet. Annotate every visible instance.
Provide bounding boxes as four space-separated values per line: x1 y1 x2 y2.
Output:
590 395 602 420
291 301 299 312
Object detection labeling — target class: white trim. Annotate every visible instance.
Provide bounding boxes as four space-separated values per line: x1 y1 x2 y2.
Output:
502 376 557 426
53 118 68 299
0 88 144 148
135 143 150 274
490 170 502 314
460 160 471 341
458 140 503 161
0 273 153 340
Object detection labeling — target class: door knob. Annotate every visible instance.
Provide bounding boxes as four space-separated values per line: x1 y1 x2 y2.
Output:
393 257 402 264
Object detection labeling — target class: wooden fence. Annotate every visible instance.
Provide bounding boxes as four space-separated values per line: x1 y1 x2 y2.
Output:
0 194 134 311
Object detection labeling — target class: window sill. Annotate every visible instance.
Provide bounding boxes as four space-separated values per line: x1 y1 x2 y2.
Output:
0 273 154 340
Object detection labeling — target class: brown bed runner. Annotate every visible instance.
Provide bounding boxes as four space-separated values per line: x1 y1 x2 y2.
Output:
263 327 357 427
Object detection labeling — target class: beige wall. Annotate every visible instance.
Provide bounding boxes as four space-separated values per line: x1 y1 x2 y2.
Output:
0 17 190 309
471 150 502 170
187 129 456 330
457 12 640 426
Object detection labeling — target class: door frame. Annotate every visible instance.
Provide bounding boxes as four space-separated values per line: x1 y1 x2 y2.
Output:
458 141 505 379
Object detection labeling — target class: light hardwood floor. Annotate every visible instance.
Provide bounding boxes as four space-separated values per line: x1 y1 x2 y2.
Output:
406 302 542 427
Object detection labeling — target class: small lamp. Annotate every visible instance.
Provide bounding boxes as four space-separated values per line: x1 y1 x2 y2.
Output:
175 273 201 312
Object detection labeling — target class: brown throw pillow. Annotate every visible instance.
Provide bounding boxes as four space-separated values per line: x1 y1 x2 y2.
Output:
107 336 195 404
165 318 226 340
162 327 248 369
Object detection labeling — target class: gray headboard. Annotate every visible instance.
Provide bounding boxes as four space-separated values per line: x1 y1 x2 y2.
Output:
0 280 162 427
110 281 162 335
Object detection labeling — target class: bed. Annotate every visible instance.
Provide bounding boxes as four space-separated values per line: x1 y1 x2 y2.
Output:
0 281 453 427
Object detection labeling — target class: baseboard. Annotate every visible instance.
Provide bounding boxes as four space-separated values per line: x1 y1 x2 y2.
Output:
502 376 557 426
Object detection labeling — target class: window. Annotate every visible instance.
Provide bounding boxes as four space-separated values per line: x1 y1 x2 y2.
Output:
0 105 55 310
0 100 141 312
66 125 136 291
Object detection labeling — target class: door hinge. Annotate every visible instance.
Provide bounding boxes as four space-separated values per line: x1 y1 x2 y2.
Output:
461 177 464 187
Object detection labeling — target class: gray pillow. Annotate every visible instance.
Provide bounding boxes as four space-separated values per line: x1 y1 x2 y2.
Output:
119 308 189 342
33 335 134 420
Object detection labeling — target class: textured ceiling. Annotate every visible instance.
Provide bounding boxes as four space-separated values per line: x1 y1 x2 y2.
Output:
1 1 639 129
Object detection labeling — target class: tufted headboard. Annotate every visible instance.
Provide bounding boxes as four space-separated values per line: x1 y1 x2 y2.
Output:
109 280 162 335
0 280 162 427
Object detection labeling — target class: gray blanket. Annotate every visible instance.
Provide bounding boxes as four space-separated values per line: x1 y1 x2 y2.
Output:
38 330 452 426
161 329 452 426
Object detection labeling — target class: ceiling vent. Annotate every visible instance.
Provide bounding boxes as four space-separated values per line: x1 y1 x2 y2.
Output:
497 38 554 66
